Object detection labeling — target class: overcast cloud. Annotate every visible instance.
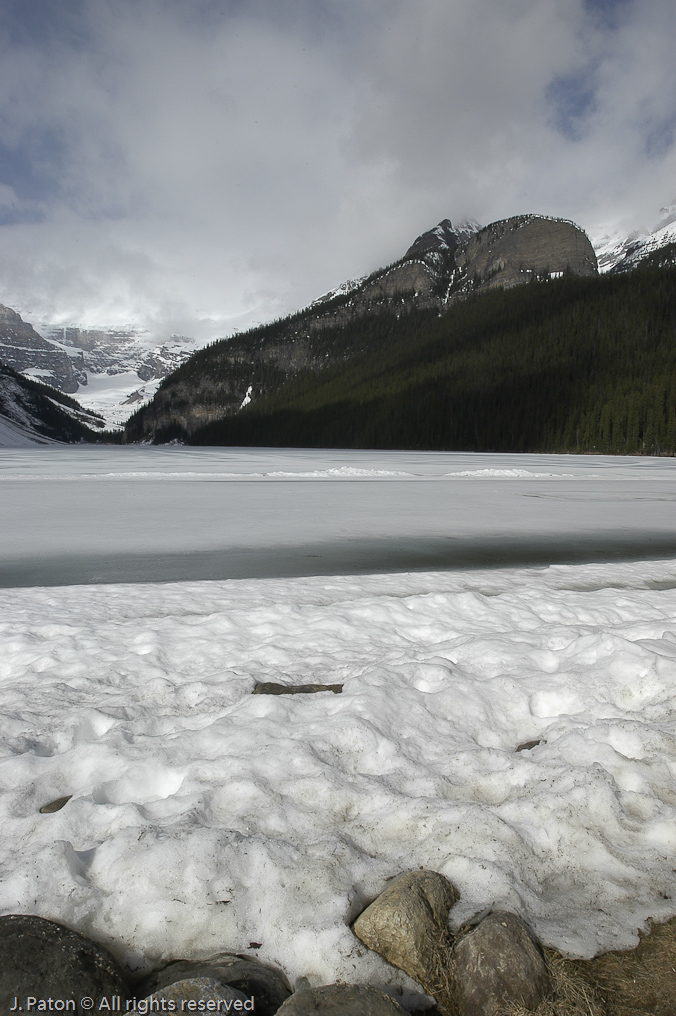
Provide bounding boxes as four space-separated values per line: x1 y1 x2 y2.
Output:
0 0 675 338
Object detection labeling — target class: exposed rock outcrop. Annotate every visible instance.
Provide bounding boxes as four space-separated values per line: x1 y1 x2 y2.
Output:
0 304 79 393
450 214 598 299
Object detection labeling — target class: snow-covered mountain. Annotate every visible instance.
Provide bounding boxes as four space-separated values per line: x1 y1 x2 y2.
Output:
38 324 208 428
590 200 676 273
0 306 209 429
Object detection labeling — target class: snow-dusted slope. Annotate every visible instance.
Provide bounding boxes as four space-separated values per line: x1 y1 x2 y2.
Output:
591 200 676 273
0 363 104 445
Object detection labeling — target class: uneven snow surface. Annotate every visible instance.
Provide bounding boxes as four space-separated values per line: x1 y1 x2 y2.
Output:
2 449 676 1002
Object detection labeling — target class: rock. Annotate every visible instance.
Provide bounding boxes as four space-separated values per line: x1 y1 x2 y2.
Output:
0 914 130 1014
136 953 291 1016
141 977 250 1005
453 214 598 299
515 739 543 753
452 911 551 1015
253 683 343 695
0 304 79 393
353 870 459 992
40 795 72 813
275 984 408 1016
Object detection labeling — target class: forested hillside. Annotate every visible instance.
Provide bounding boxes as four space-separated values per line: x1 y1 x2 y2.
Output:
180 265 676 455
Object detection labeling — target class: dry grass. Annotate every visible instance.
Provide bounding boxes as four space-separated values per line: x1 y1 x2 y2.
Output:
571 916 676 1016
496 952 606 1016
424 917 676 1016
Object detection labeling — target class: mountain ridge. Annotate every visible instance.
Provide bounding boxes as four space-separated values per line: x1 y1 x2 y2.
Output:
125 212 598 442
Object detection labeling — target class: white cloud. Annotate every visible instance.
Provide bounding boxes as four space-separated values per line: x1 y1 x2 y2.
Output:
0 0 674 337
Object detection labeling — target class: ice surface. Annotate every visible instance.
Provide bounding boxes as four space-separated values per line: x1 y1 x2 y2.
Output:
2 447 676 586
2 448 676 1001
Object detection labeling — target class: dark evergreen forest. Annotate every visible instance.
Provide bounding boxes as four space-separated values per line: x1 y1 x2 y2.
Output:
154 260 676 454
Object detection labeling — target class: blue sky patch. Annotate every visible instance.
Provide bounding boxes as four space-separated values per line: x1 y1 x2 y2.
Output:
546 71 597 141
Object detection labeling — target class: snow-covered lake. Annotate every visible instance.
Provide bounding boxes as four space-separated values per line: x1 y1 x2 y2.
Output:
1 447 676 1003
2 446 676 585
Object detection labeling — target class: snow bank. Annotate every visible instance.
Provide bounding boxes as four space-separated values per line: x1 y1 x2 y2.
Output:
2 559 676 998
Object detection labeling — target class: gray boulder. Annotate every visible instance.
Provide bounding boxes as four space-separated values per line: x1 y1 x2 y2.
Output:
140 977 250 1006
135 953 290 1016
452 911 551 1015
352 870 458 992
275 984 408 1016
0 914 130 1014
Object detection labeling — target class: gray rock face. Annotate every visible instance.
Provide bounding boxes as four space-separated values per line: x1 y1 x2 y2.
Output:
353 870 459 992
404 218 481 265
275 984 408 1016
136 953 291 1016
452 911 551 1015
0 304 78 393
0 914 130 1014
359 261 436 301
453 214 598 299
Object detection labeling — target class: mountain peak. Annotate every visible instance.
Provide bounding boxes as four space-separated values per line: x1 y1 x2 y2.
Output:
404 218 481 260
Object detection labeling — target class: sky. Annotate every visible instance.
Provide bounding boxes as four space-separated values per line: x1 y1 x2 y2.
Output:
0 0 675 340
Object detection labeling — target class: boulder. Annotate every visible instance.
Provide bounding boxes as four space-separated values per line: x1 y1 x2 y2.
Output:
352 870 458 992
135 953 290 1016
452 911 551 1015
141 977 249 1006
275 984 408 1016
0 914 130 1014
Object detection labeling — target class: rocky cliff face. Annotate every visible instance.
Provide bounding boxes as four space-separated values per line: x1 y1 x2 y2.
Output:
0 305 79 393
126 213 599 442
450 215 598 298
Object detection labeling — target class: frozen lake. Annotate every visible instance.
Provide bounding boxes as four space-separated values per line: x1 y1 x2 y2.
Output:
1 447 676 1001
1 446 676 585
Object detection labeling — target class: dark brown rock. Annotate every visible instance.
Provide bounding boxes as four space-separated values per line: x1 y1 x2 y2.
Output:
275 984 408 1016
135 953 290 1016
515 740 543 753
39 795 72 813
353 870 458 993
452 911 551 1015
253 683 343 695
0 914 130 1014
